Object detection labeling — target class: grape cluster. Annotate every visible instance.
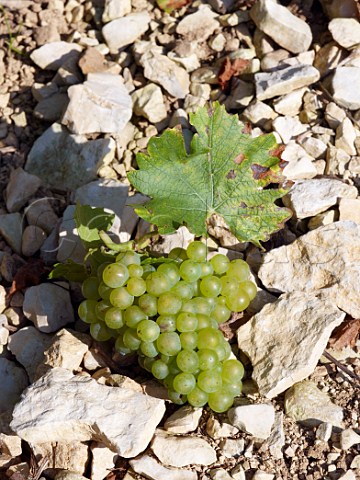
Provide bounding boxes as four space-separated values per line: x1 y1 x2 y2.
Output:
78 241 256 413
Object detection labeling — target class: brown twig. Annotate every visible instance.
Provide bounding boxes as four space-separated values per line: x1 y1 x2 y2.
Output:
323 350 360 387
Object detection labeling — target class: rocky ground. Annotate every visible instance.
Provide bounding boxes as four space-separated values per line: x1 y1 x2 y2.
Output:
0 0 360 479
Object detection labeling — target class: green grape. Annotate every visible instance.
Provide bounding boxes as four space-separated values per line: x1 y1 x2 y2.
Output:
110 287 134 309
190 280 200 297
97 262 111 281
138 294 158 317
168 247 188 261
220 275 239 297
212 302 231 324
146 272 171 296
223 380 242 397
238 281 257 301
128 264 143 278
156 332 181 356
143 356 156 372
200 275 222 298
181 300 197 314
82 276 100 300
197 369 222 393
78 299 98 323
180 331 198 350
227 259 250 281
126 277 146 297
176 312 198 332
124 305 147 328
98 281 112 301
197 328 221 350
157 292 182 315
142 264 156 279
163 374 175 390
115 251 141 266
170 281 194 300
168 390 187 405
179 260 202 283
214 343 227 362
186 241 207 262
199 261 214 278
168 357 181 375
102 263 129 288
104 307 124 329
210 254 230 274
223 340 232 361
137 319 160 342
151 359 169 379
225 290 250 312
90 322 112 342
208 390 234 413
197 349 219 370
123 328 141 350
115 335 131 355
217 296 227 305
196 314 212 329
190 297 213 315
95 300 111 321
173 372 196 394
158 263 180 286
156 315 176 332
140 341 158 358
160 354 171 364
221 359 245 383
176 350 199 373
187 386 209 407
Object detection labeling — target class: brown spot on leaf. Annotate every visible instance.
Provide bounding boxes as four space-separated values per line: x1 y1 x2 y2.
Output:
218 57 250 90
251 164 269 180
157 0 192 13
226 169 237 179
269 144 285 159
240 202 247 208
242 122 252 134
234 153 245 164
279 160 288 169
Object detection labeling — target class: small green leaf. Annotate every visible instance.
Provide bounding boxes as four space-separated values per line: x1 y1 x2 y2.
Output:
128 102 291 246
49 260 88 282
98 231 134 252
141 256 179 266
74 204 115 249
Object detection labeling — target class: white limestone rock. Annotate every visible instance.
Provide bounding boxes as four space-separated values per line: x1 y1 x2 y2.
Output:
23 283 74 333
329 18 360 49
176 5 219 42
102 12 151 52
132 84 167 123
241 101 277 128
281 141 317 180
250 0 312 54
102 0 131 22
237 291 346 398
0 433 22 457
272 87 307 116
164 405 203 434
30 41 82 70
339 198 360 224
299 136 327 159
227 404 275 439
218 438 245 458
56 205 86 264
283 178 358 219
11 368 165 456
5 168 41 213
0 358 28 414
206 417 239 439
41 329 90 372
91 443 118 480
340 428 360 450
32 442 89 475
325 102 347 130
130 454 197 480
62 73 132 134
335 117 357 156
272 115 308 144
332 67 360 110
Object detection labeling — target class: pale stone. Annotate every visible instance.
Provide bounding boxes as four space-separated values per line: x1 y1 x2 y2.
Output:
22 225 47 257
0 433 22 456
281 141 317 180
257 222 360 318
266 412 285 459
55 472 88 480
316 422 333 442
5 168 41 213
102 12 151 52
25 198 59 234
338 471 356 480
0 213 23 254
83 350 106 371
272 88 307 116
41 329 90 372
91 443 118 480
11 368 165 456
0 286 5 314
23 283 74 333
307 210 336 230
210 469 233 480
226 79 254 109
252 472 274 480
228 404 275 439
285 381 343 427
151 226 195 255
151 431 217 467
335 118 357 156
62 73 132 135
219 438 245 458
26 123 116 190
340 428 360 450
30 41 82 70
241 101 277 128
0 358 28 414
57 205 86 264
164 405 203 434
300 136 327 159
261 49 291 72
314 42 344 77
176 5 219 42
272 115 308 144
255 65 320 101
102 0 131 22
326 145 350 175
130 454 197 480
283 178 358 219
332 67 360 110
250 0 312 54
237 291 346 398
132 84 167 123
350 455 360 468
206 417 239 439
231 465 246 480
325 102 347 130
339 198 360 223
209 33 227 52
329 18 360 49
167 52 200 73
32 442 89 474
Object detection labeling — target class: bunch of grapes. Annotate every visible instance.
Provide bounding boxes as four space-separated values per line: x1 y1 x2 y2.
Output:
78 241 257 413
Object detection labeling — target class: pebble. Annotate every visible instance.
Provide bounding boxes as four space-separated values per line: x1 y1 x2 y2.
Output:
21 225 47 257
91 443 118 480
250 0 312 53
285 381 344 427
316 422 333 442
210 468 233 480
255 65 320 101
0 213 23 254
5 168 41 213
206 416 239 439
102 0 131 22
11 368 165 457
0 286 6 314
272 87 307 116
0 358 28 415
335 117 357 156
219 438 245 458
272 115 307 144
241 101 277 128
34 93 69 122
56 205 86 264
325 102 347 130
329 18 360 49
227 404 275 439
176 5 219 43
299 136 327 159
332 67 360 110
102 12 151 52
339 198 360 224
350 455 360 468
340 428 360 450
0 433 22 457
23 283 74 333
282 142 317 180
62 73 132 135
30 41 82 70
338 472 356 480
132 84 167 123
25 198 59 235
130 454 197 480
54 473 88 480
252 472 274 480
164 405 203 434
237 291 345 398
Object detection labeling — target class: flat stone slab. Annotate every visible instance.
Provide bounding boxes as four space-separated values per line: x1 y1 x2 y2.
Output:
30 41 82 70
332 67 360 110
130 455 197 480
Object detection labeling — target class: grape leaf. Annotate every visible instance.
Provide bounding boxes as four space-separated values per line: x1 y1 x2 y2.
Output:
49 260 88 282
128 102 291 246
74 204 115 249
